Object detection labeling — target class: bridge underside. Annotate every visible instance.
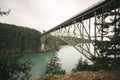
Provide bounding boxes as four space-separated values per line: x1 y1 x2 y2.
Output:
41 0 120 61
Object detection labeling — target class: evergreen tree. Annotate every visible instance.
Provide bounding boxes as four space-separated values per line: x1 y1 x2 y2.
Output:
72 58 92 72
45 54 66 75
0 9 32 80
0 23 41 53
0 53 32 80
94 8 120 70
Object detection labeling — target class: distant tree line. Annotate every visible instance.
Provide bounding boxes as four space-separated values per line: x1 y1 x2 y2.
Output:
0 23 41 53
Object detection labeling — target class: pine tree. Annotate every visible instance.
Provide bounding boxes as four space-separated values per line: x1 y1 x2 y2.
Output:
45 54 66 75
94 8 120 70
0 9 32 80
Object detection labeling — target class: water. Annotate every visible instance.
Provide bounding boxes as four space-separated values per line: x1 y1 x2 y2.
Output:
21 45 88 77
57 45 87 73
21 51 55 77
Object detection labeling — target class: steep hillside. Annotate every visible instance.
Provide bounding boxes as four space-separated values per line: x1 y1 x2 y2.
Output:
0 22 41 53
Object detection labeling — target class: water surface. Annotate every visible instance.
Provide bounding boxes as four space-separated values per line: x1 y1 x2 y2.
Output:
21 45 87 77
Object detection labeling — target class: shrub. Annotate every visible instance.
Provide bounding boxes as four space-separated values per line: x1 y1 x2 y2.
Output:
0 53 32 80
72 58 92 72
45 54 66 75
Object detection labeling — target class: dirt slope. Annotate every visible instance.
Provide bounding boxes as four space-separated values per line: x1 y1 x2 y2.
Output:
40 70 120 80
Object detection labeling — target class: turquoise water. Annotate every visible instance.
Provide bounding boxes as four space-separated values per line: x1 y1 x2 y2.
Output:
21 45 88 77
21 51 56 77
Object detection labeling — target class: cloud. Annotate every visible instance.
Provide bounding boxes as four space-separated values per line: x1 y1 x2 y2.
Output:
0 0 100 32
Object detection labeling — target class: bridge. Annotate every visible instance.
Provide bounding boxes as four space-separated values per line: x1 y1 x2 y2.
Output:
40 0 120 60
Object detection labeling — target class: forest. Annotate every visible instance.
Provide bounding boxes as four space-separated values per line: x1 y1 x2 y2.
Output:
0 22 41 53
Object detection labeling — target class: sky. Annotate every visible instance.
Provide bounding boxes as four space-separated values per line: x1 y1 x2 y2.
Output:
0 0 100 32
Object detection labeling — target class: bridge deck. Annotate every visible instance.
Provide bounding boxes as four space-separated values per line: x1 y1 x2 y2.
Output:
41 0 119 36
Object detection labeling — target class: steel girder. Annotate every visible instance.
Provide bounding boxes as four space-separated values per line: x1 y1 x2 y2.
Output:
40 0 120 60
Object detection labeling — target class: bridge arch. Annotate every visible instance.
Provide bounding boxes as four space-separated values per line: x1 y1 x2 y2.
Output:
40 0 120 61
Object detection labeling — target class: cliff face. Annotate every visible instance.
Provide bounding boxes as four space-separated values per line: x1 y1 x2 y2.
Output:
41 35 67 52
41 40 60 52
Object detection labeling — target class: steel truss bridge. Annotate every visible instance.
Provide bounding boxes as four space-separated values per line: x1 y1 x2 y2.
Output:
41 0 120 60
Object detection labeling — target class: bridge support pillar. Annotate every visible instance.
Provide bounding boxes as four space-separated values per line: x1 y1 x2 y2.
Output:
41 43 45 52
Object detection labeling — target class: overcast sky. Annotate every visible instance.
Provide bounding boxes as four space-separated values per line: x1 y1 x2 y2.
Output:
0 0 100 32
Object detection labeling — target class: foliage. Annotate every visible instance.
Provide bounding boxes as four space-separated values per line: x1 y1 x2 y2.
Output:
92 57 112 71
72 58 92 72
94 8 120 70
72 57 115 72
0 9 10 16
0 53 32 80
0 10 32 80
43 35 67 51
0 23 41 53
45 54 66 75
